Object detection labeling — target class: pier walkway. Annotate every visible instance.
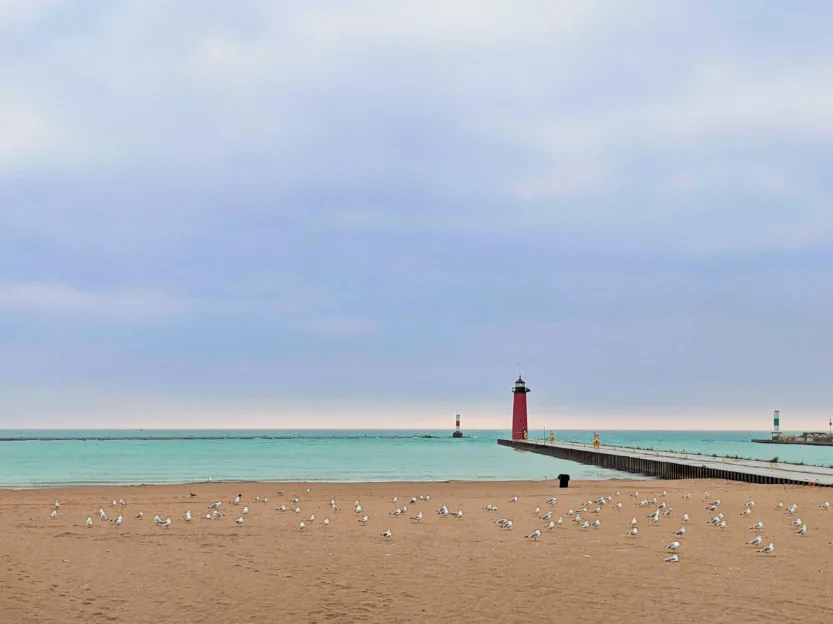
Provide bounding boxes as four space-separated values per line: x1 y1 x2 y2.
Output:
498 438 833 486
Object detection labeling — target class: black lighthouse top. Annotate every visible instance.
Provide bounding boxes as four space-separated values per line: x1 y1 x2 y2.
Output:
513 376 530 393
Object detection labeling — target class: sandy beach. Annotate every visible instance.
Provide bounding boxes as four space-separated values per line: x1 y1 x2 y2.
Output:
1 479 831 623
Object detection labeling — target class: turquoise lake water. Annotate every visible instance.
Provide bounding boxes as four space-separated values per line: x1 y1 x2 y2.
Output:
0 429 831 488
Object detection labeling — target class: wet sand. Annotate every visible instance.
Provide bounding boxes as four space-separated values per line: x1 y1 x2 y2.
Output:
1 479 831 623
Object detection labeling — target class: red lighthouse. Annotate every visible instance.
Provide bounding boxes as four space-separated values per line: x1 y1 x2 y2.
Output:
512 375 530 440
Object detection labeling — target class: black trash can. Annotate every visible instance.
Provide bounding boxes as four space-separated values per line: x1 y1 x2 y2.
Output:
557 474 570 488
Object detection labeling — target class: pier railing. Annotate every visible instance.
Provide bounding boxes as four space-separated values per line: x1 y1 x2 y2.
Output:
498 438 833 486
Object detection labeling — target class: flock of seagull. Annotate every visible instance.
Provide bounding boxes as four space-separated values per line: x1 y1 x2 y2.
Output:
48 488 832 562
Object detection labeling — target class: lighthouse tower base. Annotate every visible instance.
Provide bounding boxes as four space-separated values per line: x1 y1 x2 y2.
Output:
452 430 463 438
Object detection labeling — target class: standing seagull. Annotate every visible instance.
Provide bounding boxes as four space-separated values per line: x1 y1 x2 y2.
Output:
666 541 681 552
50 510 57 519
411 512 423 522
759 543 775 554
85 517 93 527
795 524 807 536
664 554 679 563
820 502 830 510
135 511 144 520
235 517 244 526
748 536 762 546
525 529 542 541
381 530 392 538
54 501 61 509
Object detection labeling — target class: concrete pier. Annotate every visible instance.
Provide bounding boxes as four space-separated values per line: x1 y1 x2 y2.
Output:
498 438 833 486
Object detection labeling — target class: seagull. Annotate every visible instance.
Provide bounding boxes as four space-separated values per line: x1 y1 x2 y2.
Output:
786 505 798 515
673 527 686 536
663 508 673 517
438 506 449 516
657 502 667 510
509 496 518 503
534 507 541 514
391 508 402 516
579 521 590 529
112 515 123 526
212 510 222 518
208 502 222 510
759 543 775 554
526 529 542 541
153 515 162 524
592 507 602 514
683 493 691 499
329 500 335 507
381 529 392 538
235 517 244 526
540 512 552 521
630 517 638 526
628 527 638 536
242 506 248 515
118 499 126 506
775 502 784 509
232 495 241 505
355 505 362 513
648 511 660 523
682 514 689 522
555 517 563 526
717 521 727 529
547 497 557 505
664 554 679 563
741 508 751 516
54 501 61 509
323 519 330 526
292 497 299 503
411 512 423 522
567 509 575 516
390 496 398 503
85 517 93 527
795 524 807 535
308 514 315 523
305 489 310 494
666 541 681 551
545 521 555 529
409 497 417 504
201 514 211 520
502 520 513 529
278 505 287 512
298 522 305 530
425 496 430 501
483 503 496 511
662 490 667 497
183 511 192 521
751 521 764 530
453 511 463 519
790 518 803 527
293 507 301 514
50 510 57 519
359 516 368 524
745 500 755 508
496 518 508 526
591 519 600 528
748 536 762 546
821 502 830 510
160 518 171 528
261 498 268 504
614 502 622 510
111 499 117 507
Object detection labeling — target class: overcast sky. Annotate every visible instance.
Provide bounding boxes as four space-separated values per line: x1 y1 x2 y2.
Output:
1 1 832 430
